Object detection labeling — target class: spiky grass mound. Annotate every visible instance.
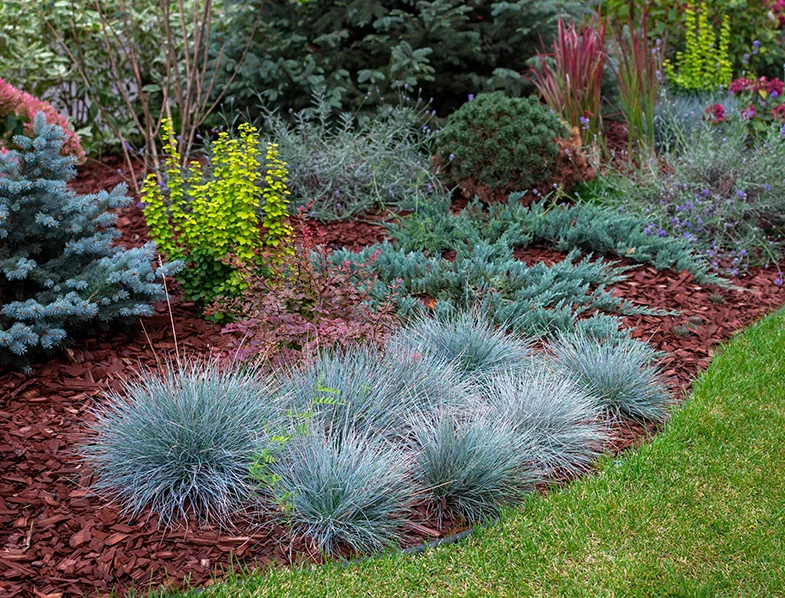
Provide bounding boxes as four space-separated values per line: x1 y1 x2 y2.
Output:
387 311 532 379
266 431 412 555
279 346 472 438
83 360 284 526
551 335 672 422
476 370 607 477
410 411 539 524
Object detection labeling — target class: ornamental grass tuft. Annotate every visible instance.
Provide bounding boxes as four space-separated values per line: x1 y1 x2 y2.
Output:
410 411 539 525
477 370 606 477
265 430 412 555
387 311 532 379
83 360 285 527
551 334 672 422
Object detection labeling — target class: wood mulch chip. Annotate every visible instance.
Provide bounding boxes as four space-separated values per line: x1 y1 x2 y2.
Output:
2 160 785 596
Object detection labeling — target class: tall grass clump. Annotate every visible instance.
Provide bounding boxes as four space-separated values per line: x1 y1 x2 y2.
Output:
477 370 606 477
387 311 532 379
529 16 607 145
551 334 671 423
259 90 440 221
610 15 664 158
83 360 284 526
264 430 412 555
410 412 539 525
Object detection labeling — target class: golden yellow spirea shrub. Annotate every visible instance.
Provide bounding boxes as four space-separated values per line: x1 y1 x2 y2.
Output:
141 119 293 305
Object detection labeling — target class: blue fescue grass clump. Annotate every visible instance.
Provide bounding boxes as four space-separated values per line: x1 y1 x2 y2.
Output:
84 316 664 554
264 430 412 555
0 115 177 367
83 360 284 527
279 346 470 438
476 370 606 477
410 411 539 525
551 334 671 423
387 311 532 378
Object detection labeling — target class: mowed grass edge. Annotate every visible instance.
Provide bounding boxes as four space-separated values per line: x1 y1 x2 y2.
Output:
160 310 785 598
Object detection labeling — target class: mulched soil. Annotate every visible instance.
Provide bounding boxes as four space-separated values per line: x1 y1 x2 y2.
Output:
2 159 785 597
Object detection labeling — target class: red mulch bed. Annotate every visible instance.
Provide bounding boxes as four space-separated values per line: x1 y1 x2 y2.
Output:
2 160 785 597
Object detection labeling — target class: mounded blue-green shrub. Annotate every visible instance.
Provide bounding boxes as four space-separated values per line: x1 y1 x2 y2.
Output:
0 114 176 367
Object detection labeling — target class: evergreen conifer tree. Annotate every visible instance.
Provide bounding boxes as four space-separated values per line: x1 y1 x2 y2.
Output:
0 114 177 367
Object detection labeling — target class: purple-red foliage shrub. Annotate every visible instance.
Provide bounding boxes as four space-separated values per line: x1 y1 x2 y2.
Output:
209 214 396 365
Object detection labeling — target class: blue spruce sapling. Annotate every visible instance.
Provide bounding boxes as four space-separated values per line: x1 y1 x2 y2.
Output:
0 114 177 367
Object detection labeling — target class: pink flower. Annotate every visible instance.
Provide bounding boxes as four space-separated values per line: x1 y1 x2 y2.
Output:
772 104 785 123
765 77 785 97
704 103 726 124
0 78 85 163
729 77 755 94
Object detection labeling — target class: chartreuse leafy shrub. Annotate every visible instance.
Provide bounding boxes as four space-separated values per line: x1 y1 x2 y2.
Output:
664 2 733 92
551 334 672 423
142 119 292 306
436 92 564 193
0 115 172 367
259 93 441 221
213 0 581 117
605 0 785 80
388 311 532 378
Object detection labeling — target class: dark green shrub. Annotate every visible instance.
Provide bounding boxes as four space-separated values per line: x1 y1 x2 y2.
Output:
435 92 564 193
213 0 581 116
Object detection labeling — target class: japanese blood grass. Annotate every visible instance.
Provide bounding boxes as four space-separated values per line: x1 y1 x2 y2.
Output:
409 410 540 526
263 430 412 555
82 360 286 527
386 311 532 379
474 369 606 478
551 334 672 422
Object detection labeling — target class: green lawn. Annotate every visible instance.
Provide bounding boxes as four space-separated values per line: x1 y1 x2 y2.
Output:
173 310 785 598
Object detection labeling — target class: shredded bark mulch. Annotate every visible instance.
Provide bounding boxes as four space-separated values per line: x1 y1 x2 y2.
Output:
2 160 785 597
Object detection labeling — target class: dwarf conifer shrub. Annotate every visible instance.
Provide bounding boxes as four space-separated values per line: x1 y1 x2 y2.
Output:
551 334 671 422
264 430 412 555
83 360 285 526
0 115 172 367
411 412 538 525
388 311 532 379
436 92 564 192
